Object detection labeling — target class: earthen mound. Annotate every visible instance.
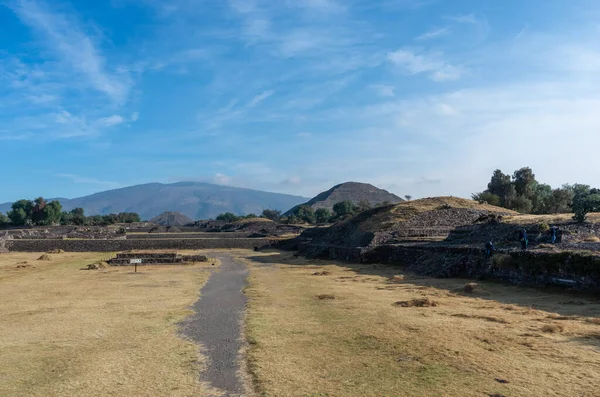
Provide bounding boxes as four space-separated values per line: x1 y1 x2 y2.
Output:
37 254 52 261
150 212 194 226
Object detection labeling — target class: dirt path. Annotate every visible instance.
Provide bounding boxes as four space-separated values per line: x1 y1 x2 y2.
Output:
180 255 250 397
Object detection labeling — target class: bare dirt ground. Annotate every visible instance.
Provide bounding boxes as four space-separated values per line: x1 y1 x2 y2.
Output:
239 250 600 397
0 251 216 397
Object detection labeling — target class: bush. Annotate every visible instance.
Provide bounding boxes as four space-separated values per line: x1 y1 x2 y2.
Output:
538 222 550 233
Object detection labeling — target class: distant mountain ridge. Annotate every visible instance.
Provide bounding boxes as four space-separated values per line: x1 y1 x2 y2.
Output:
285 182 403 215
0 182 309 221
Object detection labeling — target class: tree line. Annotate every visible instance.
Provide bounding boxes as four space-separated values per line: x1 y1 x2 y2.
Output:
0 197 140 227
473 167 600 222
215 200 391 225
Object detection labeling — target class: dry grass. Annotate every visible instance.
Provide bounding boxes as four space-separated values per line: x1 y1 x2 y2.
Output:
241 251 600 397
585 236 600 242
0 251 214 397
359 196 518 231
503 212 600 224
394 297 438 307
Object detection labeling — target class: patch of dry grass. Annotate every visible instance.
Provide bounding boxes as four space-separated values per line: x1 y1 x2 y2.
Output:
0 251 214 397
241 251 600 397
503 212 600 225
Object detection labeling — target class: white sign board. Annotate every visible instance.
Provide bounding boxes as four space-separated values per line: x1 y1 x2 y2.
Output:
130 259 142 264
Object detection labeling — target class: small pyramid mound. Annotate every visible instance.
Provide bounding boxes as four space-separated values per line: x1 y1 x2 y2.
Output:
149 211 194 226
38 254 52 261
300 196 517 249
285 182 403 215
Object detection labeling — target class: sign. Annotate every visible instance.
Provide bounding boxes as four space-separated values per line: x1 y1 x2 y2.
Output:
130 259 142 264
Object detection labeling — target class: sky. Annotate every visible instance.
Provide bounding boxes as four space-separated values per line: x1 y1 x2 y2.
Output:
2 0 600 203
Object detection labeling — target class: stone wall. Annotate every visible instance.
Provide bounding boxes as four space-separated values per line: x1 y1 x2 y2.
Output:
126 232 253 240
296 242 600 292
8 238 274 252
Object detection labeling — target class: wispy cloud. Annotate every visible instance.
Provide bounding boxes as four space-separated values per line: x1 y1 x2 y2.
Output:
387 49 465 81
370 84 395 97
7 0 131 102
248 90 275 107
416 27 450 40
444 13 478 24
97 115 124 127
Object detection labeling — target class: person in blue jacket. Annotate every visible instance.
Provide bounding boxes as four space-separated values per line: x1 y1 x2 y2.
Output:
485 240 495 259
550 226 559 244
519 229 528 251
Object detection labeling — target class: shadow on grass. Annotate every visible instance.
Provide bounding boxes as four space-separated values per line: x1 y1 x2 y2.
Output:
245 250 600 320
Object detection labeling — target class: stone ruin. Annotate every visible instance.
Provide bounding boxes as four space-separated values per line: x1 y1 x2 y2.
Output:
0 232 12 253
107 252 208 266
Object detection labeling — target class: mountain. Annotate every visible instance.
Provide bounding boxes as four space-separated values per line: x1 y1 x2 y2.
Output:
285 182 403 215
149 212 194 226
0 182 309 221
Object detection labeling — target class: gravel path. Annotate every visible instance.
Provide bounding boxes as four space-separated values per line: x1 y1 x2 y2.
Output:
180 255 249 396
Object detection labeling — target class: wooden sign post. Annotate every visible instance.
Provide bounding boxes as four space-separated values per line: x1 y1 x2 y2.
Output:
130 258 142 272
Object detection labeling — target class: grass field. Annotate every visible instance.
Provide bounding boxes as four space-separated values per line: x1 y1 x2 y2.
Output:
0 251 215 397
241 251 600 397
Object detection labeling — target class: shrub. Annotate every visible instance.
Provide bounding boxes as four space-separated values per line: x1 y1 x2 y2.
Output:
538 222 550 233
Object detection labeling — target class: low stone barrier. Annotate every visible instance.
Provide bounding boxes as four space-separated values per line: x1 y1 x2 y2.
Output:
126 232 253 240
8 238 274 252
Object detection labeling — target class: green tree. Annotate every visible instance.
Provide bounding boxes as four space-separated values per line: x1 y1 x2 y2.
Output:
8 200 34 226
294 205 315 224
216 212 240 223
513 167 537 198
43 201 63 225
547 186 574 213
471 191 501 206
70 208 86 226
487 170 514 207
404 195 412 201
245 213 258 219
531 184 552 214
512 195 533 213
315 208 332 223
573 193 600 223
0 212 9 227
356 200 372 212
261 209 281 221
31 197 48 225
333 201 355 218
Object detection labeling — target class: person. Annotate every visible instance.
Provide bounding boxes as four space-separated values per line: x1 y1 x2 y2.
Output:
485 240 495 259
550 226 558 244
519 229 528 251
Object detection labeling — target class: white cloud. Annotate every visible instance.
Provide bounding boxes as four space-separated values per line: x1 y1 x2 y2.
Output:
387 49 464 81
98 115 124 127
8 0 131 102
131 112 139 122
444 13 478 24
248 90 275 107
212 173 232 185
416 27 450 40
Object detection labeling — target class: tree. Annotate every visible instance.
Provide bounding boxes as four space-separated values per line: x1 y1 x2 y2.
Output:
315 208 332 224
70 208 86 226
245 213 258 219
333 201 355 218
216 212 240 223
573 193 600 223
487 170 513 207
261 209 281 221
0 212 9 227
31 197 48 225
531 184 552 214
356 200 372 212
513 167 537 198
294 205 315 224
471 191 501 206
43 201 63 225
8 200 34 226
404 195 412 201
547 186 574 213
512 196 533 214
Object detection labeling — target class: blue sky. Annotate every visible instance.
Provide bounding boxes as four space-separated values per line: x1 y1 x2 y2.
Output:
2 0 600 203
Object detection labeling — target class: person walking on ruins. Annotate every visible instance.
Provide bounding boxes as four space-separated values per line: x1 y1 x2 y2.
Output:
519 229 528 251
550 226 558 244
485 239 495 259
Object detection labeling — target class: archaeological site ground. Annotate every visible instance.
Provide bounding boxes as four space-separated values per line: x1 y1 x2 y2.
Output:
2 198 600 396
